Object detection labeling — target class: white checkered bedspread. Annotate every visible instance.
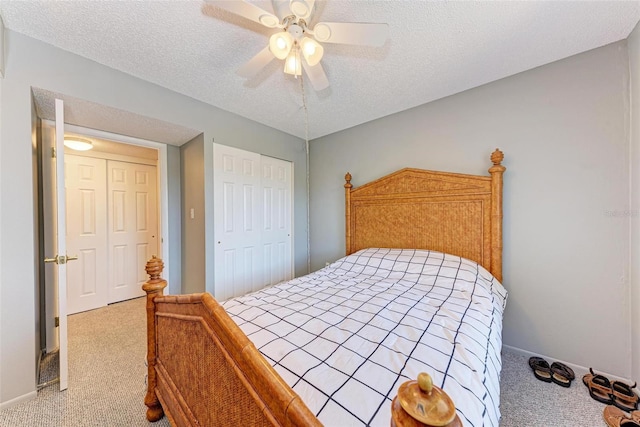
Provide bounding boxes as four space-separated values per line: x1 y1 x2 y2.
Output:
222 248 508 427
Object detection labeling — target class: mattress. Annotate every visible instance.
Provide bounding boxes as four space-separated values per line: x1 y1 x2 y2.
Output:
223 248 508 426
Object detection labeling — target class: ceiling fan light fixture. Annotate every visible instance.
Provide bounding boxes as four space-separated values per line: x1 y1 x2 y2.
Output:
300 37 323 66
63 137 93 151
289 0 314 19
284 46 302 76
269 31 294 60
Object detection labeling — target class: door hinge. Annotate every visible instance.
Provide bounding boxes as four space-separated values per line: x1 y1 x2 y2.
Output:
55 317 59 327
51 147 56 159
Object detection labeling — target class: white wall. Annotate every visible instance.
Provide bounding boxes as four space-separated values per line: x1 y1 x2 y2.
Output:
629 20 640 384
0 30 307 406
310 42 632 378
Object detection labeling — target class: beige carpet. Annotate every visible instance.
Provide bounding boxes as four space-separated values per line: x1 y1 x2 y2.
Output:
499 350 609 427
0 296 620 426
0 297 169 427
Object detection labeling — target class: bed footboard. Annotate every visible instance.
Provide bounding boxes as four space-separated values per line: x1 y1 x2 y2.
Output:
142 257 322 427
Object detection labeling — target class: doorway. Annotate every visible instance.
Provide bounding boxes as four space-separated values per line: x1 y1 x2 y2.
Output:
40 121 167 352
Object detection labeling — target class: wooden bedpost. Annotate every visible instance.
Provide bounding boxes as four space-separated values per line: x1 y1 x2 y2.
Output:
345 172 353 255
142 256 167 422
489 149 506 283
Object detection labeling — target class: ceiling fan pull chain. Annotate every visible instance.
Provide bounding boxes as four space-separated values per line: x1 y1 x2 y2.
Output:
299 72 311 273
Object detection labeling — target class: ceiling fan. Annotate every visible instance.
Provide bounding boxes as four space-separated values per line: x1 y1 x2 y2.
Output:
204 0 389 91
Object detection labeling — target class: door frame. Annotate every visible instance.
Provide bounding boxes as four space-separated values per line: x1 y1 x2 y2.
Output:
40 120 170 351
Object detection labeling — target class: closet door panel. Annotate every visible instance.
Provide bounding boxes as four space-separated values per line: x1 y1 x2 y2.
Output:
213 144 262 300
261 156 293 288
107 160 157 303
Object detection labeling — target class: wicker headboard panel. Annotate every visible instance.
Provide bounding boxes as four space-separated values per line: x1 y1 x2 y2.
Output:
345 149 505 281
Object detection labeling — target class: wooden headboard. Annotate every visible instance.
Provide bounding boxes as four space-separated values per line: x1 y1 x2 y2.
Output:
344 149 505 281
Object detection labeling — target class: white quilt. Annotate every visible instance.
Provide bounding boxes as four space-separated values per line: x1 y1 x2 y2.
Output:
223 248 508 427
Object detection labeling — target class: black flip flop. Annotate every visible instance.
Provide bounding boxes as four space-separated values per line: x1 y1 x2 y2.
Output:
550 361 575 387
528 356 552 383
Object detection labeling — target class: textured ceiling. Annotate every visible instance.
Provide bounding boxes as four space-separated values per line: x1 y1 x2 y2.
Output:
2 1 640 141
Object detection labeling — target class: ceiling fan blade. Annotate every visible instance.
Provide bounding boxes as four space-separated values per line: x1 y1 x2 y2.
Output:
312 22 389 46
238 46 275 78
205 1 281 28
302 60 330 91
289 0 315 19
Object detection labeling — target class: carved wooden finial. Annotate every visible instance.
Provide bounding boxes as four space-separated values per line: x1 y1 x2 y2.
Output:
344 172 352 189
145 256 164 281
491 149 504 166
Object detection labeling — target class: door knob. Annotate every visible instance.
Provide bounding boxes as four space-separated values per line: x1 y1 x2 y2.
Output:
44 255 78 265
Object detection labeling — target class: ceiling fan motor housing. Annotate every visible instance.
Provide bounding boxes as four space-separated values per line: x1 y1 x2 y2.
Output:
288 24 304 40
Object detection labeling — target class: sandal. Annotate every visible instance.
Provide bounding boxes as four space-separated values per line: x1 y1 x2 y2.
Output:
583 371 594 387
611 380 639 412
604 405 640 427
584 367 614 404
528 357 552 383
550 361 575 387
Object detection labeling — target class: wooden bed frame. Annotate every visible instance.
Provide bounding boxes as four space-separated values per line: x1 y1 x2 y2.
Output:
345 148 505 281
142 149 505 426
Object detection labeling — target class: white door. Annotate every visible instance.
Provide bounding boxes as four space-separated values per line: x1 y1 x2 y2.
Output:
213 144 262 300
260 156 293 288
213 144 294 300
44 99 69 391
65 155 108 314
107 160 158 303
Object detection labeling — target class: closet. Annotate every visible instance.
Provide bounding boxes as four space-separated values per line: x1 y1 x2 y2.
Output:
65 153 158 314
213 143 293 300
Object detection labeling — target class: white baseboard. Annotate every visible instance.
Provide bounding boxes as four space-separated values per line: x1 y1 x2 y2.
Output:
502 344 634 384
0 390 37 410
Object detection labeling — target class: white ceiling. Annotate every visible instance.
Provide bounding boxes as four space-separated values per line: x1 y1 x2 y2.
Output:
2 1 640 141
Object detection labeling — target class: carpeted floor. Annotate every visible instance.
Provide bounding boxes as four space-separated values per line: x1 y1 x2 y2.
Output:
0 297 618 426
0 297 169 427
499 350 608 427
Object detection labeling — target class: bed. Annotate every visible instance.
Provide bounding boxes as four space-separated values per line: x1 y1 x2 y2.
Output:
142 149 507 426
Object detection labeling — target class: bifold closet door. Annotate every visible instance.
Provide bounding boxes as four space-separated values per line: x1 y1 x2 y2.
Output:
213 144 262 300
107 160 158 303
261 156 293 288
213 144 293 300
65 155 108 315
